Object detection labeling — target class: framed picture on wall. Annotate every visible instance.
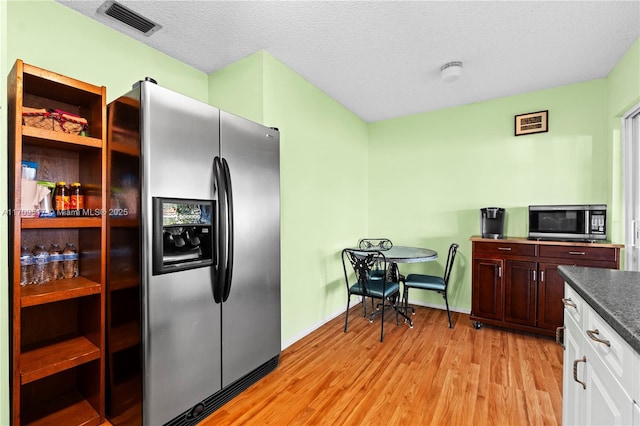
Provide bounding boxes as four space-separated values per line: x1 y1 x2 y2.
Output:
515 110 548 136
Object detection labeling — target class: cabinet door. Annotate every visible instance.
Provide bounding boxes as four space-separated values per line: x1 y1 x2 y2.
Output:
563 315 585 426
504 260 536 326
584 341 634 426
472 258 503 321
538 263 565 331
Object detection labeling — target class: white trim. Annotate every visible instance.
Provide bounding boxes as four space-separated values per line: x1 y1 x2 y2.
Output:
622 102 640 270
281 299 470 350
281 306 345 350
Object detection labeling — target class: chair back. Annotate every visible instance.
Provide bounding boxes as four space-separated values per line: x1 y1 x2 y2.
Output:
342 248 387 294
443 243 460 286
357 238 393 251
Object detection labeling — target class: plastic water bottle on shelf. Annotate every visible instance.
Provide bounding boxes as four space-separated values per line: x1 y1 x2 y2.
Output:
32 244 50 284
19 245 34 286
48 243 64 280
63 243 78 279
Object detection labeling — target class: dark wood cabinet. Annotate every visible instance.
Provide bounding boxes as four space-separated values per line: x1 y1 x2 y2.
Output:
470 237 622 337
8 59 106 425
504 260 537 326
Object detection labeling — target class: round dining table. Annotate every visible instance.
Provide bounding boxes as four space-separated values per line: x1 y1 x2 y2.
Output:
350 245 438 327
374 246 438 264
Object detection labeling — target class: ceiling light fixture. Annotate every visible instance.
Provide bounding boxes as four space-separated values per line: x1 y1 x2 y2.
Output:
440 61 463 83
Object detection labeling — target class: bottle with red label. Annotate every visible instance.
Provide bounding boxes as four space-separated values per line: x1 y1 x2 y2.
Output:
70 182 84 216
54 181 70 216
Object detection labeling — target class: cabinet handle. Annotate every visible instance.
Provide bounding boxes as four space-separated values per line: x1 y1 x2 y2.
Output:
497 247 512 251
556 326 565 348
562 297 576 308
586 329 611 347
540 271 544 282
568 251 586 256
533 270 536 281
498 266 502 278
573 356 587 389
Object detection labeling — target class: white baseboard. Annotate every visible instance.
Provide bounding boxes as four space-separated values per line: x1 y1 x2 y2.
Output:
281 306 346 350
281 299 470 350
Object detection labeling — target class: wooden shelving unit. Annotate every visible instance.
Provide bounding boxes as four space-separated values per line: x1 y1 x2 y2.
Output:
105 89 142 421
8 59 106 425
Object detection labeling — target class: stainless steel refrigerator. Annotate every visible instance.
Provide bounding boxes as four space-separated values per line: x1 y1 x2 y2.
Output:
106 79 280 425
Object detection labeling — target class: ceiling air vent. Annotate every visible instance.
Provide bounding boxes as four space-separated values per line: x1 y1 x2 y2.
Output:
97 0 162 36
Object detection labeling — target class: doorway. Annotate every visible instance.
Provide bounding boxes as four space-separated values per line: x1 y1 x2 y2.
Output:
623 102 640 270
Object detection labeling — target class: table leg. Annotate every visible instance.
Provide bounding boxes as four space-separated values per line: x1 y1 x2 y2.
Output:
388 262 413 328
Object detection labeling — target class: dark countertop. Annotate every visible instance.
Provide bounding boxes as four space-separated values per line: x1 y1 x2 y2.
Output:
558 265 640 354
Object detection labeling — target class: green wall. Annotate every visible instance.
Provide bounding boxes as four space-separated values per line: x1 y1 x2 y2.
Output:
6 1 209 104
368 79 610 311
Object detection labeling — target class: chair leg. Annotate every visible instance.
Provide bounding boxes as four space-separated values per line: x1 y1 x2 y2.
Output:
344 296 351 333
442 292 453 328
403 286 415 315
380 296 385 342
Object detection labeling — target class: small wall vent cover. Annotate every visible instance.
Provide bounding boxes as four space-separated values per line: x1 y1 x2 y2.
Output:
97 0 162 36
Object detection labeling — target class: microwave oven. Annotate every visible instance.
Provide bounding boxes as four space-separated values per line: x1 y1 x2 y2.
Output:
528 204 607 241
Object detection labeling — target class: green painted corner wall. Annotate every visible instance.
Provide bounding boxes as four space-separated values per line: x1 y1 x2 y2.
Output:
208 51 265 123
209 51 370 343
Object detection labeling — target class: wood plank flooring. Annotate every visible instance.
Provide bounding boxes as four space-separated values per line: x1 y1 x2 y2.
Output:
199 305 563 425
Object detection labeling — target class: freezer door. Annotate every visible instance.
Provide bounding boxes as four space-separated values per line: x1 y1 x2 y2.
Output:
140 82 222 425
220 111 281 387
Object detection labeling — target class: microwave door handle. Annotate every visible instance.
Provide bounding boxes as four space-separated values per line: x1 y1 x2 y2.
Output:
585 211 590 234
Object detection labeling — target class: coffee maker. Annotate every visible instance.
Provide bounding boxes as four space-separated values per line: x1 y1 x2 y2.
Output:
480 207 505 239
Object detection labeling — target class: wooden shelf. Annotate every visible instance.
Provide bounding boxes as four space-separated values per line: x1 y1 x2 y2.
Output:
10 59 107 424
109 217 139 228
20 336 100 384
110 140 140 157
109 322 140 353
22 391 101 426
108 277 138 292
22 126 102 149
22 217 102 229
21 277 101 307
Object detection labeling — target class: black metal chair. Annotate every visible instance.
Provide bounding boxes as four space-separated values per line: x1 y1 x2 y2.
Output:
357 238 393 250
342 248 401 342
403 243 459 328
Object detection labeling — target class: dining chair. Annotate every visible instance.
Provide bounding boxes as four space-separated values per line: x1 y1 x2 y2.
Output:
341 248 401 342
357 238 393 250
403 243 459 328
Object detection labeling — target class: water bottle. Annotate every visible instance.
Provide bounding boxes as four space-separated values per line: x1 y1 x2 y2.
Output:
32 244 51 284
48 243 64 280
63 243 79 279
20 245 34 286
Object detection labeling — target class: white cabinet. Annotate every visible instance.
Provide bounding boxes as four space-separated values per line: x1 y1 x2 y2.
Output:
635 350 640 426
562 283 638 425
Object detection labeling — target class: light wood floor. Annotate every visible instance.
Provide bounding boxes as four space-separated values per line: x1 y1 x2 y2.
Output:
199 304 563 426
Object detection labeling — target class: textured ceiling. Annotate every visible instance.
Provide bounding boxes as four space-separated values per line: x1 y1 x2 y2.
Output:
55 0 640 123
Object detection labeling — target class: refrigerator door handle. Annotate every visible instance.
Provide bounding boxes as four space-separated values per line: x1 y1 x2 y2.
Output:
213 156 227 303
222 158 234 302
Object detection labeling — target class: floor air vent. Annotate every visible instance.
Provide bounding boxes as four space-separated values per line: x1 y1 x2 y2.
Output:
164 356 280 426
97 0 162 36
